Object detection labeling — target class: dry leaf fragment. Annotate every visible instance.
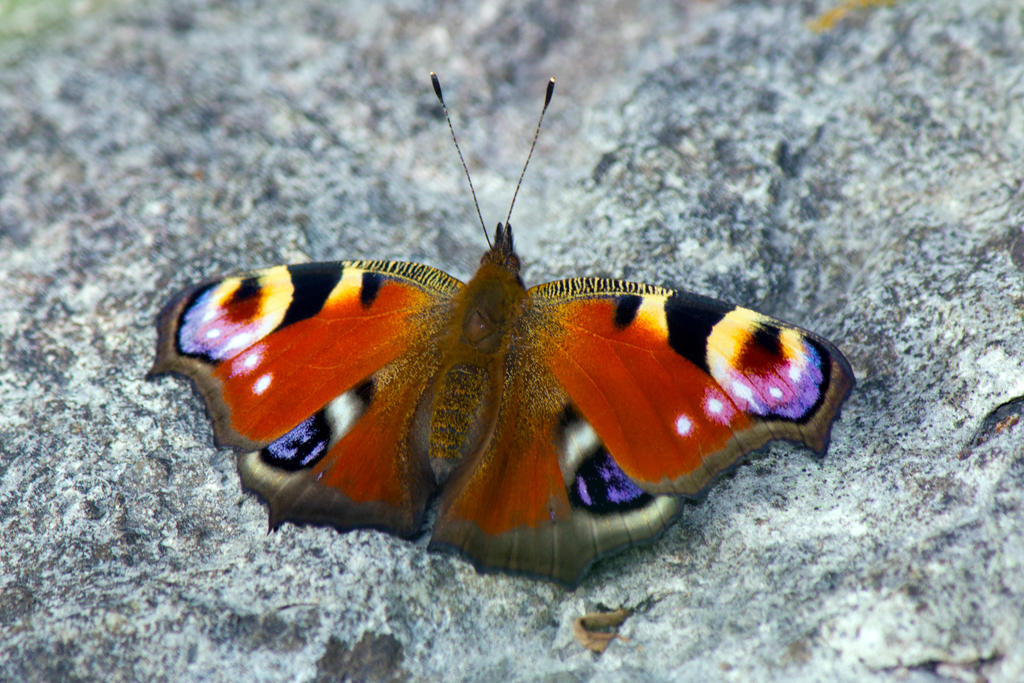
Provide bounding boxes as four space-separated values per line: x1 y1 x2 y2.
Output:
807 0 902 33
573 608 633 654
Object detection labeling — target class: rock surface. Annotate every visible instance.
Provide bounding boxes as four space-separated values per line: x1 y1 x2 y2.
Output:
2 0 1022 680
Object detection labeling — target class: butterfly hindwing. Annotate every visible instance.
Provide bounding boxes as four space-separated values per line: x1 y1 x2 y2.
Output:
238 357 439 536
430 352 681 584
151 259 462 535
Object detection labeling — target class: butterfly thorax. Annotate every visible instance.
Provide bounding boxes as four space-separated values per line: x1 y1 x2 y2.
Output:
420 238 528 484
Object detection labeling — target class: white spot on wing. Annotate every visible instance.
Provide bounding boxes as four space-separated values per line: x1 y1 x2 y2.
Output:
224 332 254 352
228 346 266 379
675 414 693 436
731 381 753 401
731 380 762 411
323 390 368 446
789 364 802 381
769 386 783 399
205 328 221 339
562 419 601 471
253 374 272 395
706 398 723 414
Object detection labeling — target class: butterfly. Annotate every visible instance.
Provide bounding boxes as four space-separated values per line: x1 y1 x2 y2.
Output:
150 74 854 586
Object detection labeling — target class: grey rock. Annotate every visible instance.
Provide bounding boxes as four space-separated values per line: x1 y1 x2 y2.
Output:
1 0 1022 680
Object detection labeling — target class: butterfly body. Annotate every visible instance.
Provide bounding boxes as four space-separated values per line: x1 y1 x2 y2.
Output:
423 227 525 475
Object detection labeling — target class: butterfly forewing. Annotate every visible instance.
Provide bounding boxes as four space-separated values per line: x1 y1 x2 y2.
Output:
151 261 461 447
529 277 855 496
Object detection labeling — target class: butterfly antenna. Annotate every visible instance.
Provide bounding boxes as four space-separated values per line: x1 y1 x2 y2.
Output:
504 76 555 230
431 72 490 248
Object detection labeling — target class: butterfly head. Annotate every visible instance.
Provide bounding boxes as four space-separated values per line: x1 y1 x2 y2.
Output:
482 222 521 274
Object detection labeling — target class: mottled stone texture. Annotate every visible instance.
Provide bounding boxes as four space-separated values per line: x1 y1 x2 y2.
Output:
1 0 1022 680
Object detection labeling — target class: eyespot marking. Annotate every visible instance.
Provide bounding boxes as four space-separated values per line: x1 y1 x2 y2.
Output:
569 450 652 514
261 412 330 471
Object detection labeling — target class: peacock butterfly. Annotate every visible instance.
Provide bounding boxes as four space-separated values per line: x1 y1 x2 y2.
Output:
149 74 854 586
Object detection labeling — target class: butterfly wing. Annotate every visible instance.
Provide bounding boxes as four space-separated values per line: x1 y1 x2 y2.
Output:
532 278 854 494
431 277 853 585
151 260 462 535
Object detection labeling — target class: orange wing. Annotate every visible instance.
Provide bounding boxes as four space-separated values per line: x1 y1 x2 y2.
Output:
151 260 461 535
431 277 853 585
534 278 853 494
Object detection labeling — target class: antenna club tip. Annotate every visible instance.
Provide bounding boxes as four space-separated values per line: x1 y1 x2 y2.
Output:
430 72 444 102
544 77 555 105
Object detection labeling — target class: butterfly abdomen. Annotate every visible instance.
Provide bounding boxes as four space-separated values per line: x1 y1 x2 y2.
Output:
425 362 495 481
